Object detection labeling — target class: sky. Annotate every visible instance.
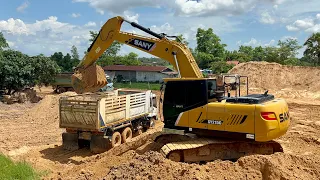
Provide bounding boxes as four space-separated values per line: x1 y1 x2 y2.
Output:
0 0 320 59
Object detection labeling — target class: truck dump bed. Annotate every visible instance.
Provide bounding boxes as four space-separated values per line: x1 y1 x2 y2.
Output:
59 90 155 131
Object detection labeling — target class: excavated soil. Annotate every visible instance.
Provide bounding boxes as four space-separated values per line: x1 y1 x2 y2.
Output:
229 61 320 91
0 62 320 179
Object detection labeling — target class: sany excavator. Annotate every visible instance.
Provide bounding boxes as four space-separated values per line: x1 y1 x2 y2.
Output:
71 16 290 162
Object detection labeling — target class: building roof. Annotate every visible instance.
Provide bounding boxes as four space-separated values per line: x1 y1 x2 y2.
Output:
103 65 173 72
226 61 240 65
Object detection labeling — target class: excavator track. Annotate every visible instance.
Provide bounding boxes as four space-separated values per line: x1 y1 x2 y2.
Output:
155 134 283 163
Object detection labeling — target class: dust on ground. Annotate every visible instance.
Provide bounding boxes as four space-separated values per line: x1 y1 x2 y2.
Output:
0 62 320 180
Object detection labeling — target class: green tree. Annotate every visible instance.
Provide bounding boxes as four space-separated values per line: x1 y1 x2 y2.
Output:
30 54 61 88
196 52 215 69
96 56 115 66
284 57 300 66
0 32 9 50
0 50 60 94
210 61 234 74
71 45 80 60
62 53 73 71
0 50 32 93
195 28 226 58
50 52 77 72
263 46 280 63
253 46 264 61
225 50 239 61
303 32 320 66
238 45 253 62
175 34 189 46
50 52 64 68
277 38 302 64
121 52 141 65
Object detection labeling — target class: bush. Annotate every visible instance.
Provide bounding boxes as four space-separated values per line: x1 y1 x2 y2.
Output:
210 61 234 74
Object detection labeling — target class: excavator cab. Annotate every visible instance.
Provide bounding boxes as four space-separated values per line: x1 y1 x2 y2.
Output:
161 78 221 130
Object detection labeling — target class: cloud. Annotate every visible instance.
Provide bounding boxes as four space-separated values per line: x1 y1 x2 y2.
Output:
72 0 159 15
7 41 15 48
281 36 298 41
17 1 29 13
286 25 299 31
264 39 275 46
71 0 300 17
84 21 96 27
243 38 260 46
173 0 258 17
241 38 278 47
71 13 81 18
286 14 320 32
0 16 97 58
260 11 275 24
123 11 139 23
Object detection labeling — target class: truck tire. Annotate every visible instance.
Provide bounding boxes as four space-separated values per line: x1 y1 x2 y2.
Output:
62 132 79 151
111 131 122 147
90 135 111 154
121 127 132 143
58 87 66 94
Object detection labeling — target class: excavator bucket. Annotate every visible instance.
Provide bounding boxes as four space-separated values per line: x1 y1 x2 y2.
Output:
71 64 107 94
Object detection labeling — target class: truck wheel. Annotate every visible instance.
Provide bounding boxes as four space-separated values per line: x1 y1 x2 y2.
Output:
111 131 122 147
121 127 132 143
58 87 66 94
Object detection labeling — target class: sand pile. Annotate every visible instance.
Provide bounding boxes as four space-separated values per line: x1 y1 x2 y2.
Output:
0 91 77 152
228 61 320 91
103 151 320 180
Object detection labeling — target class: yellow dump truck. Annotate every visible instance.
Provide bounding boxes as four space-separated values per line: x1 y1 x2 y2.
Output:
59 89 157 153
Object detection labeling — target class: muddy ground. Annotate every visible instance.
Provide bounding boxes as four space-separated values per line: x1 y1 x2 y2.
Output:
1 62 320 180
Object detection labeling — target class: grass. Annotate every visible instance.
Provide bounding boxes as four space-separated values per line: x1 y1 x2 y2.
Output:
114 82 161 90
0 154 41 180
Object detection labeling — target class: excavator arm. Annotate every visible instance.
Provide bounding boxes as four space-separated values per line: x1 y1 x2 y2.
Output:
71 16 203 94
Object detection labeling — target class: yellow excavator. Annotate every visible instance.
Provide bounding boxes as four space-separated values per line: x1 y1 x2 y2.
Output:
71 16 290 162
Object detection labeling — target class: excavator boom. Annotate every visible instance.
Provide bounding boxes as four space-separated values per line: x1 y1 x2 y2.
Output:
72 16 202 94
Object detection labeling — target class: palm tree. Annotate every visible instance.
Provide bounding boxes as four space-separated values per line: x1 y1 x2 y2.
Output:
303 32 320 66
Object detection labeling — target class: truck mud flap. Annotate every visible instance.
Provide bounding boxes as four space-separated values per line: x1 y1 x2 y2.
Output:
62 132 79 151
90 135 112 154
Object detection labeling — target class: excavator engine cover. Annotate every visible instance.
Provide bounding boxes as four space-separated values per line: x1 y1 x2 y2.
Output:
71 64 107 94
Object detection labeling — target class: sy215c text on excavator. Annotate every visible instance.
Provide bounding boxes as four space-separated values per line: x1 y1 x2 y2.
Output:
71 16 290 163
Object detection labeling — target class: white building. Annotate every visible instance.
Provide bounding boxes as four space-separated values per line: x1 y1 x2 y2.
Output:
103 65 178 83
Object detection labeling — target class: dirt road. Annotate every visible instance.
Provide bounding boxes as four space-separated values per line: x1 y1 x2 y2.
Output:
0 62 320 179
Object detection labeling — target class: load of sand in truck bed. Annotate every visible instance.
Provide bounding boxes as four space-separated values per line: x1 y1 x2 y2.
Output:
228 61 320 92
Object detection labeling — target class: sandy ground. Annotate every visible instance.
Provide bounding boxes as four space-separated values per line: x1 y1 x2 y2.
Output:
0 62 320 179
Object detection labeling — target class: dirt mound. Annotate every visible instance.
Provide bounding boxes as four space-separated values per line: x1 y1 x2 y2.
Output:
103 151 320 180
0 91 77 152
229 61 320 91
